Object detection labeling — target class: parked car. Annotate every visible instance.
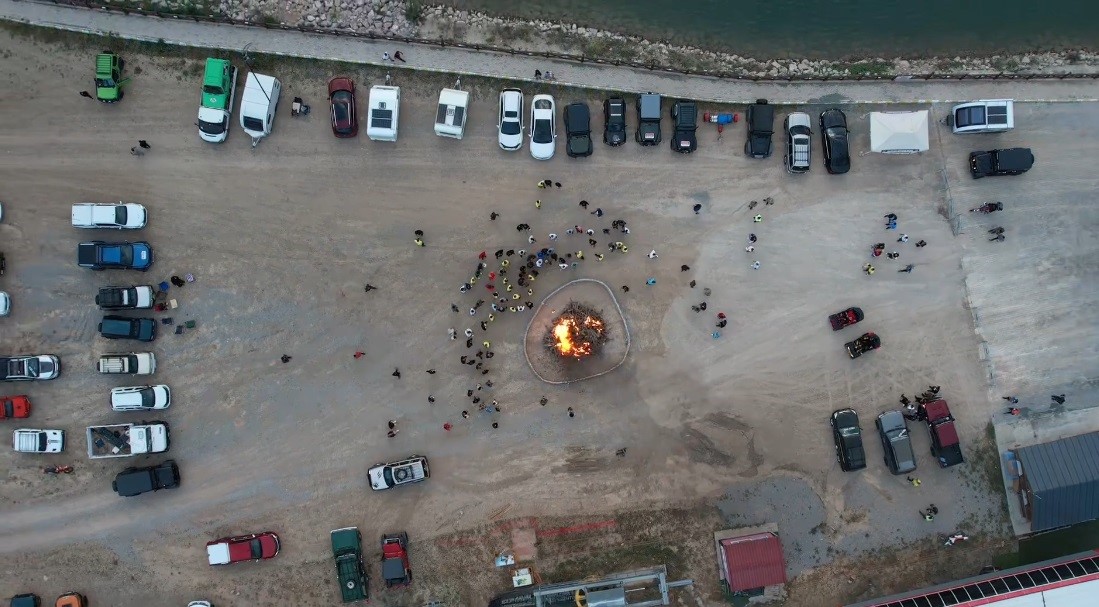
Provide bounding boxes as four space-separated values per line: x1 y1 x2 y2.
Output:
828 307 864 331
95 285 155 309
602 97 627 146
950 99 1014 134
529 94 557 160
369 455 430 490
830 408 866 471
635 92 661 145
97 352 155 375
71 202 147 229
331 527 369 603
670 101 698 153
970 147 1034 178
784 112 812 173
98 315 156 342
54 592 88 607
240 72 282 145
497 88 524 151
920 399 964 468
876 410 917 475
77 241 152 271
1 355 60 381
113 460 180 497
13 428 64 453
564 102 593 158
207 532 281 565
1 394 31 419
744 99 774 158
94 51 129 102
9 594 40 607
328 77 358 138
0 292 9 317
111 385 171 411
381 532 412 587
820 108 851 174
845 332 880 359
197 58 238 143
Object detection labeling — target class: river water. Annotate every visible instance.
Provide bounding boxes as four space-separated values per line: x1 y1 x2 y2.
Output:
438 0 1099 58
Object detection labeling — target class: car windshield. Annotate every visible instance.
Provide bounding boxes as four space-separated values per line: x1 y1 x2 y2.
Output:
117 246 133 265
383 467 395 486
242 116 264 132
532 118 553 144
95 78 115 88
501 116 521 136
140 388 155 407
250 538 263 560
198 118 227 135
114 206 128 224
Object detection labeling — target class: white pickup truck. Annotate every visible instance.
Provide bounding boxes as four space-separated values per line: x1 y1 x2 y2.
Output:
86 422 169 458
98 352 156 375
71 202 147 229
369 455 430 491
13 428 65 453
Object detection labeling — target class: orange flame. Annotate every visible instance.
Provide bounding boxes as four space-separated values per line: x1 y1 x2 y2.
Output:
552 315 605 358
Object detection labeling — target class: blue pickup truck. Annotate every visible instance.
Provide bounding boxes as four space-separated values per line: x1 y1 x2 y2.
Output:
78 241 152 271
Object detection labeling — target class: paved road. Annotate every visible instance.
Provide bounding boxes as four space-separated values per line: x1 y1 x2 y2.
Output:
3 0 1099 104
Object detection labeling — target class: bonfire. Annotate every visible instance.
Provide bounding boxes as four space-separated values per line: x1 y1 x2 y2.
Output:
543 301 609 359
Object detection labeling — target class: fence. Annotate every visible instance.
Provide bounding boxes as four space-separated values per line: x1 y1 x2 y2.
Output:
25 0 1099 83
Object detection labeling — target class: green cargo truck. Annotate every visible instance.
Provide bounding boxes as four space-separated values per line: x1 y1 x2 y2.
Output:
94 52 130 103
197 58 238 143
331 527 369 603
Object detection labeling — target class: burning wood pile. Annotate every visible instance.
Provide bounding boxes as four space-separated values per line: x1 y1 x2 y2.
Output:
543 301 609 359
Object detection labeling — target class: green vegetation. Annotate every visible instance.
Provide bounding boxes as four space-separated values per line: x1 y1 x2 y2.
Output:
485 22 536 45
548 542 684 583
846 60 893 77
404 1 424 25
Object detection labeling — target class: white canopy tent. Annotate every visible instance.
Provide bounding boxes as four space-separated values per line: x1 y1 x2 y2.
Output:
869 110 930 154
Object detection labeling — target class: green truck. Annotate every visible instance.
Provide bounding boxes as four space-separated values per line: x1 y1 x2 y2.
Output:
331 527 369 603
94 52 130 102
197 58 238 143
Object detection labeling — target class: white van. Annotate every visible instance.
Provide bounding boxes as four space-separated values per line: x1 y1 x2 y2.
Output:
111 385 171 411
240 72 282 146
434 88 470 139
367 85 400 141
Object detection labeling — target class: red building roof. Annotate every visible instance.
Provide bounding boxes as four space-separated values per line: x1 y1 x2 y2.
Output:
720 532 787 591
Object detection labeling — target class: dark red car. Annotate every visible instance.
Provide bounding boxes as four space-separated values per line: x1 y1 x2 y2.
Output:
328 77 358 138
206 531 281 565
381 532 412 587
1 395 31 419
829 306 864 331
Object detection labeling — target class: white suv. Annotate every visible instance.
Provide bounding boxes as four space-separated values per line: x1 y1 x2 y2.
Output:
784 112 812 173
498 88 524 151
111 385 171 411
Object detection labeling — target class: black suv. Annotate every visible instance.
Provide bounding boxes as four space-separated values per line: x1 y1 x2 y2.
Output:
113 460 180 497
820 108 851 174
830 408 866 471
564 102 593 158
98 315 156 342
969 147 1034 178
744 99 774 158
635 93 661 145
603 97 627 146
670 101 698 153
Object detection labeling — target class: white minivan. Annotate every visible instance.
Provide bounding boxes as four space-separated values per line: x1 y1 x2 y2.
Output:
111 385 171 411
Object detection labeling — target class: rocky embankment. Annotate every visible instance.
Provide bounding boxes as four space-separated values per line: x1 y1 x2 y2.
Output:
113 0 1099 78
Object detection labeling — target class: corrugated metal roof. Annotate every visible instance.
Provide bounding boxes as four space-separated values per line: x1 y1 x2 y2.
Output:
720 532 787 591
1016 431 1099 532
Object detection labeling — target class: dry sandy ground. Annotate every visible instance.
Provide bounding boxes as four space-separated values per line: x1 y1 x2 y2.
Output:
0 27 1070 607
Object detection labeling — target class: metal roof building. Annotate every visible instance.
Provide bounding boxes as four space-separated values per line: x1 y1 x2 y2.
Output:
845 549 1099 607
1013 431 1099 532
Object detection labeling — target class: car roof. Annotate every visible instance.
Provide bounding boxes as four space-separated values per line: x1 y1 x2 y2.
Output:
750 102 774 124
878 410 905 431
567 102 590 121
787 112 811 128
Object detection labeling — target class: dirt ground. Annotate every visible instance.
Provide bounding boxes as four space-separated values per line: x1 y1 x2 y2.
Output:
0 26 1060 607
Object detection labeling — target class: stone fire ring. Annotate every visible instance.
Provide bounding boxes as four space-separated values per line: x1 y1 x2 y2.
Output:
524 278 631 385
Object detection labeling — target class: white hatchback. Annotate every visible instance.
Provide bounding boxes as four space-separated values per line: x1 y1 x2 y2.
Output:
529 94 556 160
111 384 171 411
498 88 524 151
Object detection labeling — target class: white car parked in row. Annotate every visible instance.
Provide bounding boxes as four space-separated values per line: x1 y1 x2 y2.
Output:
111 385 171 411
498 88 524 150
529 94 556 160
0 292 9 317
71 202 147 229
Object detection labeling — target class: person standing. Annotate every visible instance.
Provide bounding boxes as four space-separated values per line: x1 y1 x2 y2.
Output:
138 140 151 150
693 203 702 214
393 51 406 62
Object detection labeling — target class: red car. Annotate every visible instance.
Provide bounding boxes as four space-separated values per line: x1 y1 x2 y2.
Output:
328 77 358 138
206 532 280 565
381 532 412 587
829 307 864 331
1 395 31 419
